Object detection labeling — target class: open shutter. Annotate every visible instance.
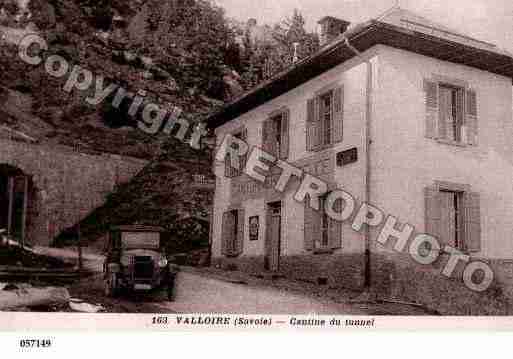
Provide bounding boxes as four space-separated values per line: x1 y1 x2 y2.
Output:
332 86 344 144
224 154 232 178
465 89 478 146
280 109 290 159
425 187 442 243
240 128 248 175
424 80 439 139
306 98 320 151
221 211 231 256
464 192 481 252
262 118 273 154
235 208 245 256
328 196 343 250
304 201 321 251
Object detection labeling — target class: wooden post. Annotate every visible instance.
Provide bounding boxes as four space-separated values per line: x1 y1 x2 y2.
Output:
21 176 29 249
77 221 83 272
7 177 14 236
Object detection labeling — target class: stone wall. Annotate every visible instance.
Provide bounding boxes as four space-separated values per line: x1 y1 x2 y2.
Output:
0 138 147 245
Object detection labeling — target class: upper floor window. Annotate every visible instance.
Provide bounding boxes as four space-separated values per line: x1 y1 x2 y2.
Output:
320 92 333 146
224 128 247 178
306 85 344 152
263 109 290 159
424 77 478 146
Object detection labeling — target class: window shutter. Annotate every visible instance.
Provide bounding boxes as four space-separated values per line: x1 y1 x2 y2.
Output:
464 192 481 253
224 154 232 178
221 211 231 256
332 86 344 144
262 118 273 153
465 89 478 146
306 98 320 151
424 80 439 139
240 128 248 175
328 196 343 250
425 187 442 243
235 208 245 256
304 201 321 251
280 109 290 160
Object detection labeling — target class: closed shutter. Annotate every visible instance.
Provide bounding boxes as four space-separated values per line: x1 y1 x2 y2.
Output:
332 86 344 144
306 98 320 151
425 187 442 243
304 201 321 251
221 211 232 256
328 196 343 250
280 109 290 159
235 208 245 256
464 192 481 252
465 89 478 146
424 80 439 139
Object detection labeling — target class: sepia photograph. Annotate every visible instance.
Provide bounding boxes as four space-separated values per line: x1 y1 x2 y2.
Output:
1 0 513 332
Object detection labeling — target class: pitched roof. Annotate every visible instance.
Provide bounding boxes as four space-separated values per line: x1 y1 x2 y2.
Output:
207 7 513 129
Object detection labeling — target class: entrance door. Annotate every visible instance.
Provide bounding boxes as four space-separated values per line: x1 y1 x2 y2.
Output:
265 202 281 272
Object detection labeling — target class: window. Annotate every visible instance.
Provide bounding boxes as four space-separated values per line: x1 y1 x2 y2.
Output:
320 92 332 146
306 86 344 151
439 84 464 143
425 183 481 253
263 109 289 159
439 189 463 249
424 78 478 146
304 192 343 252
271 113 283 156
224 129 247 178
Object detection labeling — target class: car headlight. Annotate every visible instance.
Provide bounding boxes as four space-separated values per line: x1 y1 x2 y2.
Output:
158 257 168 268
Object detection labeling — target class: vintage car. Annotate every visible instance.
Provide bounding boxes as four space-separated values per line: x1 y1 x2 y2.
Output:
103 225 176 299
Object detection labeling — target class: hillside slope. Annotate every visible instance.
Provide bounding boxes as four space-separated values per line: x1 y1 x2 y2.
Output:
0 0 233 249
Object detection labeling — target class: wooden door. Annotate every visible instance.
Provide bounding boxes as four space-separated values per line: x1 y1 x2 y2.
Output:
265 202 281 272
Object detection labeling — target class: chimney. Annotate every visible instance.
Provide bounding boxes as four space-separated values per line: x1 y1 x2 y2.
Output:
318 16 350 46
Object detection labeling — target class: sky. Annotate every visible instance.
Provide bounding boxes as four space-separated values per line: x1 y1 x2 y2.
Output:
215 0 513 52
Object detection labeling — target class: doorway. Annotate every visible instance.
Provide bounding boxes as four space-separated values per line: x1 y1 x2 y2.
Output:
0 165 30 245
265 201 281 272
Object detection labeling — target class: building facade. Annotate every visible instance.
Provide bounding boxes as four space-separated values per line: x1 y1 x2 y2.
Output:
207 8 513 314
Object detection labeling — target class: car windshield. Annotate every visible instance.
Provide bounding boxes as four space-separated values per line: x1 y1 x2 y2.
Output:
121 232 160 250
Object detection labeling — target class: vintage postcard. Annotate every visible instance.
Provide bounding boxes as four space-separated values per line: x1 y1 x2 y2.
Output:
1 0 513 334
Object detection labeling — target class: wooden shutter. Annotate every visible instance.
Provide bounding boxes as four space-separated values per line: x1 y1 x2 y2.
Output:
424 80 439 139
235 208 245 256
240 128 248 175
332 86 344 144
221 211 232 256
306 98 320 151
224 153 232 178
262 118 273 153
304 201 321 251
425 188 442 243
465 89 478 146
464 192 481 252
328 196 343 250
280 109 290 159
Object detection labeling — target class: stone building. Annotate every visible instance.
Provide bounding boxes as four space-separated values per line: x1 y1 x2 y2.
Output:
207 7 513 314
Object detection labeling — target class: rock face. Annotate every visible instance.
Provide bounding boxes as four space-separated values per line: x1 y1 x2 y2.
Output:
0 0 224 249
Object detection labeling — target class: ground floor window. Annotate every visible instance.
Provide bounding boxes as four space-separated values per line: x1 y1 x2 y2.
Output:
425 182 481 252
304 192 343 252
